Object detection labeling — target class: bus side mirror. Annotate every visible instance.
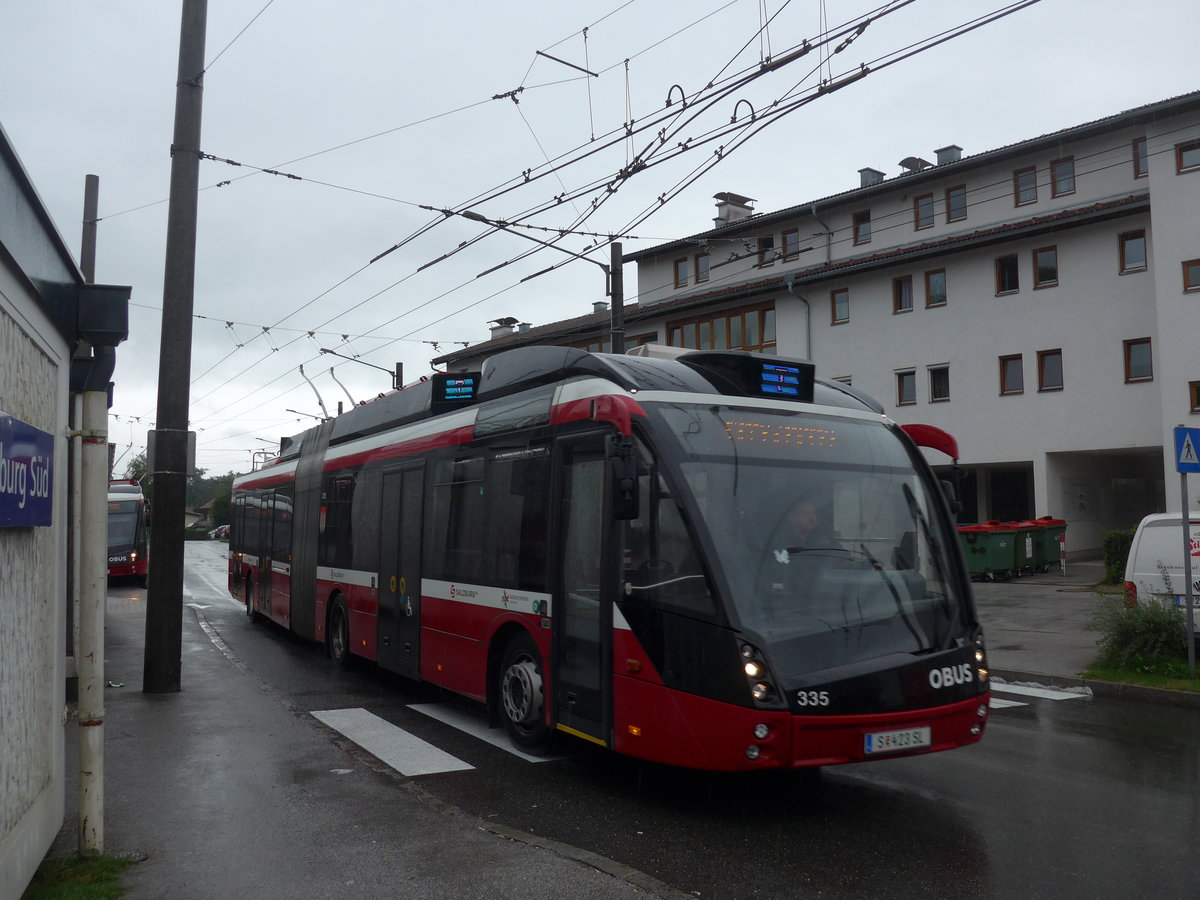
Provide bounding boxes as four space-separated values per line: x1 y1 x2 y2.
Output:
609 437 640 520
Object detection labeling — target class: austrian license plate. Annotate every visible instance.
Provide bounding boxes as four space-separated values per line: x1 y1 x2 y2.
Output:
864 726 931 755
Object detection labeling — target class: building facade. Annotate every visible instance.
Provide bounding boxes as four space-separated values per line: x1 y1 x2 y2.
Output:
1 124 129 895
435 91 1200 555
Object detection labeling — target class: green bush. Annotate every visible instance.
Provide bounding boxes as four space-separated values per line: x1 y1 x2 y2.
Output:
1092 593 1189 676
1101 527 1136 584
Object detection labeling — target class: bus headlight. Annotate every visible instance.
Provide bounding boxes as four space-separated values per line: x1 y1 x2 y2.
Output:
751 682 773 702
754 723 770 740
743 660 765 679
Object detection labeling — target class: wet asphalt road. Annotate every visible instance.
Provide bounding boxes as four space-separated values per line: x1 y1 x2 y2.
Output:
178 541 1199 899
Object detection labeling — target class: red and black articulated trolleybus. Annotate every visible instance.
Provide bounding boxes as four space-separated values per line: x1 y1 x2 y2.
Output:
229 346 989 771
107 480 149 586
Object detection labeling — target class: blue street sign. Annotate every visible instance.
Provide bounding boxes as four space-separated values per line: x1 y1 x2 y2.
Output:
1174 426 1200 474
0 412 55 527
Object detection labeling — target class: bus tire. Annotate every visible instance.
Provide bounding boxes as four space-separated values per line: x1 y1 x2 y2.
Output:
498 630 550 752
244 578 260 622
328 595 352 669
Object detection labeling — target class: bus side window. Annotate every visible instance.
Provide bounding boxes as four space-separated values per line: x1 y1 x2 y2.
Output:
425 456 486 583
488 448 549 591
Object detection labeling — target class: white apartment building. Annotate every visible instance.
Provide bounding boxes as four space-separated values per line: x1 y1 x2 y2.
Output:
435 90 1200 555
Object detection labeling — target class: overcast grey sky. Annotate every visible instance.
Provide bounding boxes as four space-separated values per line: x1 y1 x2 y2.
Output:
1 0 1196 474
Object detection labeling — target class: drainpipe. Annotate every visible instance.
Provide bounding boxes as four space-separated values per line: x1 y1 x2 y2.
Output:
78 344 116 855
784 274 812 362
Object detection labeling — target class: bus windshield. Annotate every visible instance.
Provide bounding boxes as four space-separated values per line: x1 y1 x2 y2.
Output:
108 502 141 550
647 403 968 680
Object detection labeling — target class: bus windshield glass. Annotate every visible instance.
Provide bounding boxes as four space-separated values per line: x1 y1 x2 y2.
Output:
647 403 968 679
108 502 141 550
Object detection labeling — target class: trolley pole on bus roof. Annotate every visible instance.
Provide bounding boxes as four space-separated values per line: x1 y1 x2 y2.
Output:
144 0 207 694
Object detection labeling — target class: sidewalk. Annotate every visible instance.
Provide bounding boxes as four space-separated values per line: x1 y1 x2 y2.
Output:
44 595 670 900
971 557 1108 684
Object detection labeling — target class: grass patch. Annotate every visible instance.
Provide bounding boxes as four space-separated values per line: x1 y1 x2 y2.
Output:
1082 665 1200 693
22 854 131 900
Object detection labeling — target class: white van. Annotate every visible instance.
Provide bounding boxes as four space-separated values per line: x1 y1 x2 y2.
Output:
1123 513 1200 633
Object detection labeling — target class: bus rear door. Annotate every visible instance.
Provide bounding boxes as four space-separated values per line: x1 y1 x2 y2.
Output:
378 463 424 678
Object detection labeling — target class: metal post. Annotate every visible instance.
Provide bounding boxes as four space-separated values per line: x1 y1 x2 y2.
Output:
144 0 207 693
78 390 109 854
1181 473 1195 678
609 241 625 354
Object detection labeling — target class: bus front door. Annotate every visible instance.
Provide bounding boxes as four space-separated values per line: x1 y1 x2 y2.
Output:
553 439 613 747
378 464 423 678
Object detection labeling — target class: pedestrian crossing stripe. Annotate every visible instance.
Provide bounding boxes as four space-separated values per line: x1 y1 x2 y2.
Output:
990 682 1089 701
312 707 474 776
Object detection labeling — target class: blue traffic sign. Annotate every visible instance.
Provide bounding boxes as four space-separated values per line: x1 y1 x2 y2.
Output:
1174 426 1200 474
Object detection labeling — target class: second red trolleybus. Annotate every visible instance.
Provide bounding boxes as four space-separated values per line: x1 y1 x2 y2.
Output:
229 346 989 771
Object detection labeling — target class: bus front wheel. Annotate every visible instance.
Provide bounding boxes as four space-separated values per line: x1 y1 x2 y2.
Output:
244 579 259 622
328 596 351 669
498 631 550 752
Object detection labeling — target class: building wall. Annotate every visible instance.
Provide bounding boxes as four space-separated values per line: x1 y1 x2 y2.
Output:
622 99 1200 551
0 262 68 895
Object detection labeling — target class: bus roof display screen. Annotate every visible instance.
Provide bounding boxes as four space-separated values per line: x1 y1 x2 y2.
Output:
759 363 804 398
431 372 481 413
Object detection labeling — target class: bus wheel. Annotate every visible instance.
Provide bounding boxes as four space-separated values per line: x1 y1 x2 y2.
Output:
498 631 549 751
244 579 259 622
328 596 351 669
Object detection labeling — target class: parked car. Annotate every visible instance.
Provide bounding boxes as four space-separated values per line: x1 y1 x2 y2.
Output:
1124 512 1200 634
209 524 230 540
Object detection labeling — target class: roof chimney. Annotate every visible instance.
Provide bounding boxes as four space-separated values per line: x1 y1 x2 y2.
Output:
858 167 885 187
592 300 609 314
713 192 756 227
518 322 531 333
935 144 963 165
488 316 518 339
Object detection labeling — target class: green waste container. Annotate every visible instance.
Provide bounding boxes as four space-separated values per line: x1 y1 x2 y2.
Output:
958 523 1018 580
1030 516 1067 572
1004 521 1038 574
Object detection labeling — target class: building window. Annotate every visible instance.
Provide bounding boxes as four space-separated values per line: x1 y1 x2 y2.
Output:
853 210 872 244
995 254 1020 294
1133 137 1149 178
1176 139 1200 174
669 303 775 354
1124 338 1153 382
925 269 947 307
1050 157 1075 197
896 370 916 406
1033 246 1059 288
893 276 914 314
1120 230 1147 273
929 365 950 402
757 236 776 266
1191 382 1200 413
945 185 967 222
999 354 1024 395
1013 166 1038 206
674 258 688 288
695 252 710 283
913 193 934 230
831 288 849 324
1037 349 1063 391
781 228 801 261
1184 259 1200 292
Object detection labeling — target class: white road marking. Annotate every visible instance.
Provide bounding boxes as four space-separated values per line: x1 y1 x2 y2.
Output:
311 707 474 776
990 683 1089 701
988 696 1026 709
408 703 565 762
